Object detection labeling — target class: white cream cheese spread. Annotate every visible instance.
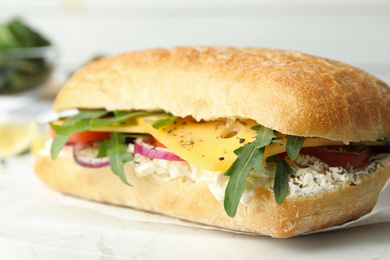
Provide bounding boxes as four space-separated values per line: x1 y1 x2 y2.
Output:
131 151 390 206
41 140 390 206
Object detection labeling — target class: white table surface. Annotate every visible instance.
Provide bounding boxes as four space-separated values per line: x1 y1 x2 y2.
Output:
1 155 390 260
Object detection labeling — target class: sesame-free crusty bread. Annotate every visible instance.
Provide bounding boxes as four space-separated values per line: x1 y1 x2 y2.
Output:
38 46 390 238
34 150 390 238
53 46 390 142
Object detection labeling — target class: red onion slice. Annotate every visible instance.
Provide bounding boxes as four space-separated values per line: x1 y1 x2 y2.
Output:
73 142 110 168
134 138 184 161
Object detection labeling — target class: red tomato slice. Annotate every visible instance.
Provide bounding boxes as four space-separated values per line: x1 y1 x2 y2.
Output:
299 146 371 169
144 136 166 148
50 128 111 144
153 138 166 148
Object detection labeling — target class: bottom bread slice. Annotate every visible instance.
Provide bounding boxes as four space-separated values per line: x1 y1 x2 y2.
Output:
34 151 390 238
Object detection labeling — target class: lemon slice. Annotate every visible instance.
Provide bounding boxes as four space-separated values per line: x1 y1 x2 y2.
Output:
0 122 37 158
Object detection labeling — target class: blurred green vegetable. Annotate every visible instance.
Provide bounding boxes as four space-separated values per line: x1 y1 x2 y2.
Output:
0 18 53 93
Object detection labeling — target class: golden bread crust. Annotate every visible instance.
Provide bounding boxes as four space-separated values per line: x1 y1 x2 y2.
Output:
34 152 390 238
53 46 390 142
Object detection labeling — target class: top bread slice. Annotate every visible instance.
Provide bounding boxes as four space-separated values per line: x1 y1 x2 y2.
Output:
53 46 390 142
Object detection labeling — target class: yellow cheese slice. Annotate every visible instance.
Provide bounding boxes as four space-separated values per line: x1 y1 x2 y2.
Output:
137 116 259 171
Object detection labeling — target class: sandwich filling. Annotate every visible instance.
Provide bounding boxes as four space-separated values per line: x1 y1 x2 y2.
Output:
134 153 390 206
41 140 390 207
49 110 390 217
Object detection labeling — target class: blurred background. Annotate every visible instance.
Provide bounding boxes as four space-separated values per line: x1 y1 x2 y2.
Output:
0 0 390 158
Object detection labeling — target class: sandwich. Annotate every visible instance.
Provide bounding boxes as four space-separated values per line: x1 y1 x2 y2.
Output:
34 46 390 238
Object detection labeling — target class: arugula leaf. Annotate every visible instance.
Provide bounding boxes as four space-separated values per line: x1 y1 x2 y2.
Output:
0 18 50 50
50 110 108 160
90 110 164 128
0 18 52 93
50 134 69 160
50 108 150 184
223 125 279 218
224 144 265 217
104 133 133 185
50 109 108 136
0 24 19 49
266 155 293 204
97 139 110 158
50 109 155 161
96 133 150 185
151 114 178 129
286 135 305 160
250 125 278 147
69 109 109 122
50 118 93 135
97 133 149 159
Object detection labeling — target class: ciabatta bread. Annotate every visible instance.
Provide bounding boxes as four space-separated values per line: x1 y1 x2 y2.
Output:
53 46 390 142
35 46 390 238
